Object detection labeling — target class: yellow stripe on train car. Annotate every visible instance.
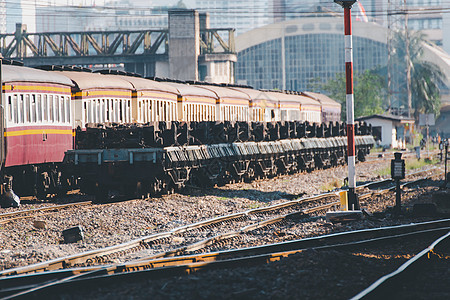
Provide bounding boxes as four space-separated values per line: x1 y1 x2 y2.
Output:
5 129 73 137
3 85 71 93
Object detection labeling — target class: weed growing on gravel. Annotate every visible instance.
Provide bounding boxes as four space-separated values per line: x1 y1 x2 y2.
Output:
248 203 261 209
376 157 439 177
320 178 343 192
217 197 229 201
405 157 438 170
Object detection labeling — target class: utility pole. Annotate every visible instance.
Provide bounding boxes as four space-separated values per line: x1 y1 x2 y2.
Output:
334 0 359 210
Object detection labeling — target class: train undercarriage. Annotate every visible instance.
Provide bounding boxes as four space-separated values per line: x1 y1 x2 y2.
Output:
65 121 375 202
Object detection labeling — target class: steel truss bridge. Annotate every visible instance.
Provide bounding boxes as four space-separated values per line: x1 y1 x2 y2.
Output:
0 26 235 74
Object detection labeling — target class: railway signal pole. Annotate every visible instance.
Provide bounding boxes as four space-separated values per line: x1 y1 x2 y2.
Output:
334 0 359 210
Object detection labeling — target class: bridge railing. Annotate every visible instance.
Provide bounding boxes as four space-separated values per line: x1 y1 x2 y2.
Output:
0 26 169 59
0 25 236 60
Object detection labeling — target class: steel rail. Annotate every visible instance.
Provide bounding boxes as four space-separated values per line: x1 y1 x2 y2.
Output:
138 202 339 260
2 220 449 298
351 230 450 300
0 168 440 277
0 201 93 225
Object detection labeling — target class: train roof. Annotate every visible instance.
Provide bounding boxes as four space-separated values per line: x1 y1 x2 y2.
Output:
193 85 251 103
228 87 278 103
2 65 73 86
115 76 179 95
264 91 321 106
53 71 134 90
164 82 218 99
302 92 341 108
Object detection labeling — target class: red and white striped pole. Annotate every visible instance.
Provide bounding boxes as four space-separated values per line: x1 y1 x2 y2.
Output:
335 0 359 210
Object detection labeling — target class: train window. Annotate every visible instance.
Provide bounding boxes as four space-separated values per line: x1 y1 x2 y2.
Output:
56 96 61 122
193 104 196 121
111 99 114 122
119 100 123 122
144 100 148 122
18 95 24 123
105 99 109 122
7 96 12 122
162 101 166 121
143 100 147 122
92 100 96 123
36 95 42 122
155 100 159 122
127 100 131 123
99 100 103 123
43 95 48 121
122 100 126 122
66 97 70 123
60 97 65 123
83 101 87 124
30 95 36 123
11 95 17 123
138 101 142 122
25 94 30 123
188 104 191 121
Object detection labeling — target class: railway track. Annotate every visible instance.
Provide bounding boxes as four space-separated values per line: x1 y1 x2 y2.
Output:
0 201 92 225
1 219 449 299
0 167 442 278
352 230 450 300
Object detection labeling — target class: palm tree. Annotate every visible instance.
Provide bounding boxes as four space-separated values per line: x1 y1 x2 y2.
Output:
392 30 446 119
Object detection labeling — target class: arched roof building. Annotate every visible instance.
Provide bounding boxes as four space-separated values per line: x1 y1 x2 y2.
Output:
235 17 450 105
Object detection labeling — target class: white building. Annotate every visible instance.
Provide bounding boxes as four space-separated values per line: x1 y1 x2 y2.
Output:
356 115 415 149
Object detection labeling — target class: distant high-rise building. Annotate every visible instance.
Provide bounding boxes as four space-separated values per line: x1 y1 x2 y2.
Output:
407 0 444 47
195 0 272 35
6 0 36 34
0 0 6 33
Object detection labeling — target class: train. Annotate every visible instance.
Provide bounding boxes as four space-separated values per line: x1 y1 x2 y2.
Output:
0 62 374 205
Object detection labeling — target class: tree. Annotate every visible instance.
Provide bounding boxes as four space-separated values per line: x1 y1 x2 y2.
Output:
392 30 446 118
313 69 387 121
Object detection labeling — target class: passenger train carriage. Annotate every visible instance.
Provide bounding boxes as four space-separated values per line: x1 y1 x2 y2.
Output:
302 91 341 123
230 87 279 122
54 70 133 128
2 64 74 197
114 75 179 124
193 85 251 122
264 91 322 123
164 82 217 122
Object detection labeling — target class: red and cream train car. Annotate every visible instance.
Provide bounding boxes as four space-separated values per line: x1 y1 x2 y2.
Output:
2 64 74 196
